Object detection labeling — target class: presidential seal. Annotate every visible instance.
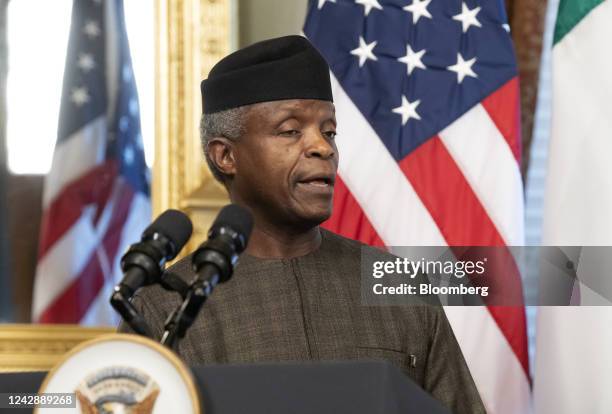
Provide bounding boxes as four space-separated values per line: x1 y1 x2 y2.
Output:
36 334 201 414
75 366 160 414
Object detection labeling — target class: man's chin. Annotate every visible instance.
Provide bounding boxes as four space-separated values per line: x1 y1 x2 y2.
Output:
298 206 333 227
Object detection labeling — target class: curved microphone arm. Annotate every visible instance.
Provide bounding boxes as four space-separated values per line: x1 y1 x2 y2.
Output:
110 287 154 338
111 271 189 340
160 256 223 350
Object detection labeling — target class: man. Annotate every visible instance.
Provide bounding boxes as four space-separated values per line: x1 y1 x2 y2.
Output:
120 35 485 413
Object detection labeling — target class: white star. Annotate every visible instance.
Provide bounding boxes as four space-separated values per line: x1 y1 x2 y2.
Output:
447 53 478 83
77 53 96 72
502 23 510 32
350 36 378 67
71 87 90 106
129 98 139 116
123 146 135 165
452 2 482 33
392 96 421 126
397 44 426 75
83 20 100 38
403 0 432 24
122 66 132 82
355 0 383 16
317 0 335 9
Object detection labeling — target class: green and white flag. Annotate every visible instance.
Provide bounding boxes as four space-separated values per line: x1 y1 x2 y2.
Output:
536 0 612 413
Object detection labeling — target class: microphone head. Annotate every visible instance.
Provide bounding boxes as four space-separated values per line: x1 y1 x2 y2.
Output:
143 209 193 259
209 204 254 252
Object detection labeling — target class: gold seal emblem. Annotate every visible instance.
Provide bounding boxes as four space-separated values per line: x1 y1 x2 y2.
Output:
36 334 201 414
75 366 160 414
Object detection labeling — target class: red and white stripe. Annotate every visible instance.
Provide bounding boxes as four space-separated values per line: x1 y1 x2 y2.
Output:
324 73 531 413
32 121 150 324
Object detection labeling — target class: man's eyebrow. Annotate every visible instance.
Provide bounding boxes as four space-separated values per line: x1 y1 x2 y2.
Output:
322 116 337 127
272 114 298 128
267 104 336 124
271 105 299 116
273 113 336 127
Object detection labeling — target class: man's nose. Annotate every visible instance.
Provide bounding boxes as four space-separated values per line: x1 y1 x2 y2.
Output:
304 130 335 159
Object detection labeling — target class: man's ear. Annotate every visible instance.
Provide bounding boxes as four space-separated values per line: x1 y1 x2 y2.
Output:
207 137 237 178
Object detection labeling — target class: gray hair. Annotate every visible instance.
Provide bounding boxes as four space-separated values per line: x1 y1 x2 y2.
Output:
200 106 250 183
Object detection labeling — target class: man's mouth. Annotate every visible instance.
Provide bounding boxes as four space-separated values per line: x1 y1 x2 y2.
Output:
295 174 335 192
299 177 333 187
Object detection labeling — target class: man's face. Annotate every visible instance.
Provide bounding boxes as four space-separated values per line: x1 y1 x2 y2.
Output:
230 99 338 230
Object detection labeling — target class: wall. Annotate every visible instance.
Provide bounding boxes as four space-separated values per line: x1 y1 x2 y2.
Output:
6 175 43 322
238 0 308 47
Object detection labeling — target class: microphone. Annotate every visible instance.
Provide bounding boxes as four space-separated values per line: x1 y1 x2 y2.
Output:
111 209 192 337
117 209 193 298
191 203 254 287
160 204 253 348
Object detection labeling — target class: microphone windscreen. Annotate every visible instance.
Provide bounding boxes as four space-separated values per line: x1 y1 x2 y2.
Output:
211 204 254 243
143 209 193 257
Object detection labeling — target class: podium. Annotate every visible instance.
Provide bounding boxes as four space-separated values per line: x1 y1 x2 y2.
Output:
0 361 451 413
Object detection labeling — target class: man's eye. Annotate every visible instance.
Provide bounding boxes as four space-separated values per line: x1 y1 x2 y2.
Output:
279 130 300 137
324 131 337 140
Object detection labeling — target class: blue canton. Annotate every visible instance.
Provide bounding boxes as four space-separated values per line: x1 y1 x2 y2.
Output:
304 0 517 161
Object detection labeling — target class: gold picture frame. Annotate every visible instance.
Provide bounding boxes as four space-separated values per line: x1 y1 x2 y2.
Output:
0 324 114 372
154 0 237 257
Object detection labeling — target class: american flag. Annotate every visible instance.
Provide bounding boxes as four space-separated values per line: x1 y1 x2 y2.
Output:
32 0 150 325
304 0 529 412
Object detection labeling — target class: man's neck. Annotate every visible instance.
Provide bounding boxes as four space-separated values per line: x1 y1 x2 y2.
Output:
245 223 322 259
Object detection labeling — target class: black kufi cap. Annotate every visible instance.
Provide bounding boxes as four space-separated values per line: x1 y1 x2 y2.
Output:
201 35 333 114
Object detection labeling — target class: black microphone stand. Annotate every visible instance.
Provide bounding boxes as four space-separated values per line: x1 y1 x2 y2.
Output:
110 287 154 337
160 266 221 350
110 271 190 338
160 237 236 351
